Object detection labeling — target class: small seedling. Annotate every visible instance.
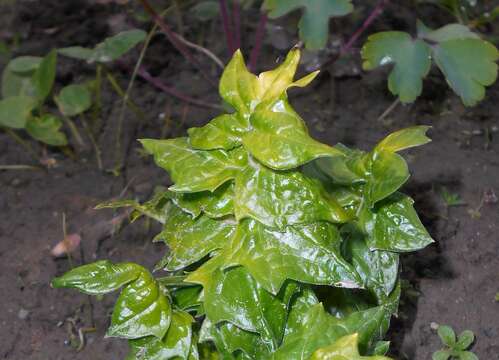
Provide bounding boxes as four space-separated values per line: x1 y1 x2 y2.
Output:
433 325 478 360
440 187 466 207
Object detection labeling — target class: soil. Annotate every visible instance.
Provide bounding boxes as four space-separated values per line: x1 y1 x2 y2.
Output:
0 1 498 359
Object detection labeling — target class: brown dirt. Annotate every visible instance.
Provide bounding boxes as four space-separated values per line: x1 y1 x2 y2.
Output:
0 1 498 359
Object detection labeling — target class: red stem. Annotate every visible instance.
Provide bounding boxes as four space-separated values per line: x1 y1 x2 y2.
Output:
248 13 268 72
322 0 390 68
219 0 235 55
131 64 222 110
139 0 217 87
232 0 242 50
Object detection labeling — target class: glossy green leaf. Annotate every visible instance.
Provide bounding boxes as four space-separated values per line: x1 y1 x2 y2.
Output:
456 330 474 350
171 286 203 312
55 83 92 116
310 333 393 359
52 261 171 339
128 310 193 360
359 193 434 252
432 39 499 106
154 204 236 271
33 49 57 102
284 288 319 337
51 260 142 295
25 114 68 146
219 49 318 118
437 325 456 347
0 96 36 128
342 225 399 304
314 145 365 186
172 181 234 219
59 29 146 63
272 302 393 359
432 349 451 360
226 219 362 294
234 161 349 228
200 318 270 359
187 260 289 351
95 190 172 224
375 126 431 153
140 138 247 193
264 0 354 49
362 32 431 103
108 271 171 339
188 113 250 151
243 98 342 170
8 56 42 73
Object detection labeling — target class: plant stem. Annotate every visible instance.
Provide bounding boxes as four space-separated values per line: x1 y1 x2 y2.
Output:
322 0 390 68
92 64 103 132
62 115 86 148
0 164 42 170
133 64 223 110
232 0 242 50
80 114 103 170
105 71 145 120
4 128 39 160
139 0 217 87
377 98 401 122
248 13 268 72
219 0 235 55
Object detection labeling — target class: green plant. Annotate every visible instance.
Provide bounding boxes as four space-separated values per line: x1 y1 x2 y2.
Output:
433 325 478 360
440 187 465 207
52 48 434 359
362 21 499 106
0 29 146 156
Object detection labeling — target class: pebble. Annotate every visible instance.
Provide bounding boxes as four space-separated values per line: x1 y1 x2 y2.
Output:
18 308 30 320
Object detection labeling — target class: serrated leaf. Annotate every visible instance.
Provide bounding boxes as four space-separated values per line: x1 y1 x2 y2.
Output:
272 302 393 359
342 225 399 304
154 204 236 271
108 271 171 339
226 219 362 294
456 330 474 350
362 32 432 103
55 84 92 117
187 260 289 351
0 96 36 129
375 126 431 153
8 56 42 73
128 310 193 360
140 138 247 193
33 49 57 102
26 114 67 146
188 113 250 151
172 181 234 219
234 161 349 228
437 325 456 347
359 193 434 252
310 333 393 359
265 0 354 49
243 98 342 170
432 349 451 360
432 38 499 106
419 23 479 42
51 260 142 295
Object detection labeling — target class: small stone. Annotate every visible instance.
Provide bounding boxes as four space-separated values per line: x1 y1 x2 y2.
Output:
430 322 439 330
18 308 30 320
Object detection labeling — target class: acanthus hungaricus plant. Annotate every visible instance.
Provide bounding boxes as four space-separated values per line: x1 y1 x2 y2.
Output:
52 48 434 359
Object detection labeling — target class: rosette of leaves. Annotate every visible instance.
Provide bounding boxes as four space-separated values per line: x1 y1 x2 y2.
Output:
361 21 499 106
52 48 434 359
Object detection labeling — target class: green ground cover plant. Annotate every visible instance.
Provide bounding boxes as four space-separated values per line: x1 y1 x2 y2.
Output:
52 48 434 359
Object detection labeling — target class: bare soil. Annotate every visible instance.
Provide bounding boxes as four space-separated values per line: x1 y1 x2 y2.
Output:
0 1 498 359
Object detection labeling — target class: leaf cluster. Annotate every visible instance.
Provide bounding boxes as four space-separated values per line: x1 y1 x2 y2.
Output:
0 29 146 148
433 325 478 360
53 48 434 359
